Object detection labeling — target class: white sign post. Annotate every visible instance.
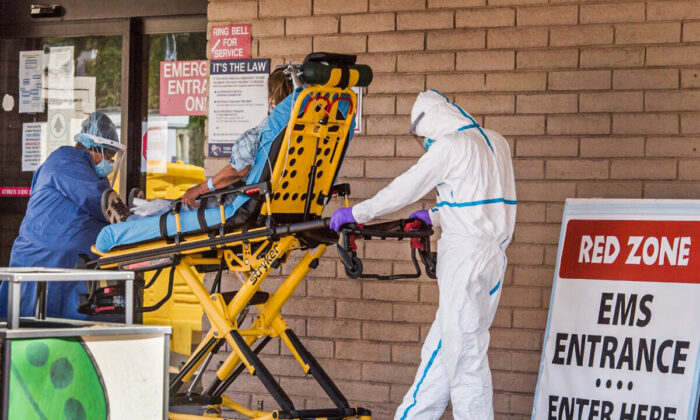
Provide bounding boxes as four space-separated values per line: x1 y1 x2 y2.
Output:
208 58 270 157
533 199 700 420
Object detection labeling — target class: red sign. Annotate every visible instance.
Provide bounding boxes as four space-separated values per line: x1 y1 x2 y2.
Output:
159 60 208 116
1 187 30 197
210 24 251 60
559 219 700 284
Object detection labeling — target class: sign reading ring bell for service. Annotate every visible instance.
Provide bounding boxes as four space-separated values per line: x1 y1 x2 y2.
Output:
533 199 700 420
210 24 251 61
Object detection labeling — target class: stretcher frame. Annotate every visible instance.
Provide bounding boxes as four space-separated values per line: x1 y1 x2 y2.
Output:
89 57 376 420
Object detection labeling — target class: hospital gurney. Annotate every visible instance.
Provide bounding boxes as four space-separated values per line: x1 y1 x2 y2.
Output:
83 53 436 420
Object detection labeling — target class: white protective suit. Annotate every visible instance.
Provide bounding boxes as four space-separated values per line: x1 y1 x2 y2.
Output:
352 90 516 420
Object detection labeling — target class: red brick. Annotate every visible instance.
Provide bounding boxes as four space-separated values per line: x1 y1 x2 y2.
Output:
514 159 544 179
580 47 644 68
363 281 419 302
645 182 700 199
647 1 700 21
616 22 681 45
453 94 514 115
456 50 514 71
259 36 312 56
682 113 700 134
313 34 366 54
397 52 455 72
398 10 454 30
513 308 548 329
370 0 425 11
369 74 424 94
488 27 548 48
550 25 614 47
307 318 362 339
429 0 485 7
393 304 437 323
341 13 394 33
485 115 545 135
283 297 335 317
647 46 700 67
580 137 645 158
391 343 422 364
613 69 678 90
427 29 485 50
514 202 545 222
259 0 310 17
426 73 485 93
307 279 360 299
500 286 540 307
678 159 700 180
516 93 577 114
285 16 338 35
613 114 679 135
336 340 391 361
580 91 643 113
580 2 646 24
547 114 611 135
368 32 424 52
362 362 418 384
363 322 420 341
610 159 677 180
489 0 546 5
251 19 285 37
516 182 576 201
577 181 643 198
681 69 700 89
494 371 539 393
517 49 578 69
362 95 395 115
208 1 258 20
646 137 700 157
456 8 515 28
513 266 553 286
516 137 578 157
684 22 700 42
646 91 700 112
517 5 578 26
486 72 547 91
549 70 611 91
547 159 609 180
314 0 368 14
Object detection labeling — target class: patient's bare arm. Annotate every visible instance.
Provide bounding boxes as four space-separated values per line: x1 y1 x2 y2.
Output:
181 165 251 207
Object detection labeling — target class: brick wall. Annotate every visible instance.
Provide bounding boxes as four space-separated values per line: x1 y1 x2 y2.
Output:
205 1 700 418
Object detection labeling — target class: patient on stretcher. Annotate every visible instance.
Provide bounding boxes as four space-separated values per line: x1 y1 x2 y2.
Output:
95 68 355 253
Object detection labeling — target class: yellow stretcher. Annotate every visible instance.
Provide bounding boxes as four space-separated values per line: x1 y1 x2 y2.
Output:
84 53 435 420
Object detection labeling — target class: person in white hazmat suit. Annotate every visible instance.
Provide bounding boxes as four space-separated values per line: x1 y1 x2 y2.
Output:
329 89 516 419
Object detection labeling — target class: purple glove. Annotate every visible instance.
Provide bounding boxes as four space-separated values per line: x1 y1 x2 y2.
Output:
409 209 432 226
330 207 356 231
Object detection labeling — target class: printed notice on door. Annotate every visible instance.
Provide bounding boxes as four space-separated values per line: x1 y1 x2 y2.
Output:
208 58 269 157
532 199 700 420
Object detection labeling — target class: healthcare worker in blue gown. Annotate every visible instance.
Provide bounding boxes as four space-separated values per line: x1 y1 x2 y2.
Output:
0 111 125 320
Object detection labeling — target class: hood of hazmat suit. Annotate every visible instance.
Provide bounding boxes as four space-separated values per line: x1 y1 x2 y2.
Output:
0 146 110 320
352 89 516 420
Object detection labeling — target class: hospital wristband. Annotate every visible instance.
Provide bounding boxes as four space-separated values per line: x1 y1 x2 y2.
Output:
207 178 215 192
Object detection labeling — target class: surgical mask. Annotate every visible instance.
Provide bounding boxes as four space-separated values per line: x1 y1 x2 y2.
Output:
95 159 114 178
423 138 436 151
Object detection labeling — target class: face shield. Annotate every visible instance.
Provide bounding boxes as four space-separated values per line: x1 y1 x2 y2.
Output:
410 111 427 149
81 133 126 187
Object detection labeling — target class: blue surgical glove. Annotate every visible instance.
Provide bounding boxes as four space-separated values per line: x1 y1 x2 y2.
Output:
330 207 356 231
409 209 432 226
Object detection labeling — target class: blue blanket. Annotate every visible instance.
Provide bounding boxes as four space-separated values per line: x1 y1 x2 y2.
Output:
96 90 353 253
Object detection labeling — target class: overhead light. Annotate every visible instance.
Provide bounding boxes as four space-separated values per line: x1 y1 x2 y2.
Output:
30 4 63 19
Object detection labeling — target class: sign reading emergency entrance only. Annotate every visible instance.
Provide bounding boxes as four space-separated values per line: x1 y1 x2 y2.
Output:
210 25 251 60
533 199 700 420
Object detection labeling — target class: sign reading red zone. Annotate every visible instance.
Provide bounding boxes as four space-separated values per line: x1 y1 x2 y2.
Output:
559 219 700 283
0 187 30 197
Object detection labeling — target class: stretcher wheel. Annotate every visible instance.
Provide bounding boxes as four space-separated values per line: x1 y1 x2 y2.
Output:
344 256 363 278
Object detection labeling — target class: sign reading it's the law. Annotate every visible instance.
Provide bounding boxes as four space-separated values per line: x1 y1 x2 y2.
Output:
533 199 700 420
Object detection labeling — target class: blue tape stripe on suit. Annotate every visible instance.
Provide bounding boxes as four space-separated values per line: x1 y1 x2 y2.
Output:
489 280 502 296
400 340 442 420
431 198 517 212
430 89 494 153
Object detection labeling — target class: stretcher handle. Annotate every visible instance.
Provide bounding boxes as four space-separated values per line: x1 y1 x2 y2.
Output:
170 181 270 210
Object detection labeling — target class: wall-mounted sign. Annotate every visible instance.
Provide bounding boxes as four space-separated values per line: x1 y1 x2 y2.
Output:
208 58 269 157
19 50 43 113
0 187 30 197
159 60 207 116
533 199 700 420
210 25 251 61
22 122 47 172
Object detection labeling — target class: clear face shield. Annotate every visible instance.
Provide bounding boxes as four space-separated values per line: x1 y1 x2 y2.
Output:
82 133 126 187
410 111 427 149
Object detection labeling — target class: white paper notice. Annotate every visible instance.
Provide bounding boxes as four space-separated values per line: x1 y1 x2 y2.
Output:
208 58 270 157
22 123 47 171
19 51 43 113
47 46 74 109
145 120 169 174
